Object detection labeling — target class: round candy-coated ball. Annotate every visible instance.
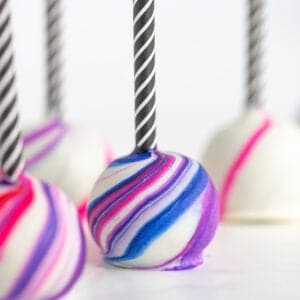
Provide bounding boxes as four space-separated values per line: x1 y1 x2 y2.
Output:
88 149 219 270
23 117 113 205
0 174 85 299
202 108 300 222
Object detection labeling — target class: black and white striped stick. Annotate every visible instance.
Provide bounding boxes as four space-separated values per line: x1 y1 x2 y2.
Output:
246 0 264 107
0 0 24 181
133 0 157 152
46 0 63 117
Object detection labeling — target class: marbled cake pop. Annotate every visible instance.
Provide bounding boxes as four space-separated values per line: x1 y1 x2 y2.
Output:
0 175 85 299
88 0 219 270
0 2 85 298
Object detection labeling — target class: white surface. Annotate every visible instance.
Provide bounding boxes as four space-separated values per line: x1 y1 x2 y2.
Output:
65 223 300 300
8 0 300 158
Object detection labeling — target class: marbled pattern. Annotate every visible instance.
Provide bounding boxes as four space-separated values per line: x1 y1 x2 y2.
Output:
88 150 219 270
0 174 85 299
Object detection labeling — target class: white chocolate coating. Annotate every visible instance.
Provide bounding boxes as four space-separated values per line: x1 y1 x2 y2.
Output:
203 108 300 222
24 119 112 204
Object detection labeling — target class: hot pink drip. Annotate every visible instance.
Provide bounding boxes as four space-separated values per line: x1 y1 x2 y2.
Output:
220 114 272 218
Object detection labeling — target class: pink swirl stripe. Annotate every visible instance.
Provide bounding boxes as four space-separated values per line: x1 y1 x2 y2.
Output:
220 115 272 218
0 175 85 299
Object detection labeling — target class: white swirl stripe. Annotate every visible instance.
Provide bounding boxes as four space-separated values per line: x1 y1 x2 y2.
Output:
134 49 155 80
135 87 155 117
134 31 154 61
137 120 156 147
134 67 155 98
133 0 153 25
135 102 156 133
134 12 154 43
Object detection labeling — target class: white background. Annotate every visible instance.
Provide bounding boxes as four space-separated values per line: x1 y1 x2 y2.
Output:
9 0 300 158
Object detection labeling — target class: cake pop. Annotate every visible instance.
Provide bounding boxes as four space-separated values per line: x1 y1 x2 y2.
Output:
24 119 112 205
23 0 113 206
0 2 85 298
202 0 300 222
87 0 219 270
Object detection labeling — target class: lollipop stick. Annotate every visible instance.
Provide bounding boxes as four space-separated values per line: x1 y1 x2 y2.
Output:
134 0 157 152
46 0 63 117
246 0 264 108
0 0 24 181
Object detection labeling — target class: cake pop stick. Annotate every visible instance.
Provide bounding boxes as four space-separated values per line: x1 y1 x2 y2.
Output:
45 0 63 117
22 0 113 205
87 0 219 271
0 0 24 181
0 2 85 298
134 0 156 152
218 0 269 217
202 0 300 222
246 0 264 108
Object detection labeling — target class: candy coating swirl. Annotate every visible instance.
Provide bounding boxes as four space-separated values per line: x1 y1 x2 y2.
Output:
88 150 219 270
0 174 85 299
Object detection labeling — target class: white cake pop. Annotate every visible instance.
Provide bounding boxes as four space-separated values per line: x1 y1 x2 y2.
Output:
23 0 113 206
203 107 300 221
23 118 113 205
202 0 300 222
